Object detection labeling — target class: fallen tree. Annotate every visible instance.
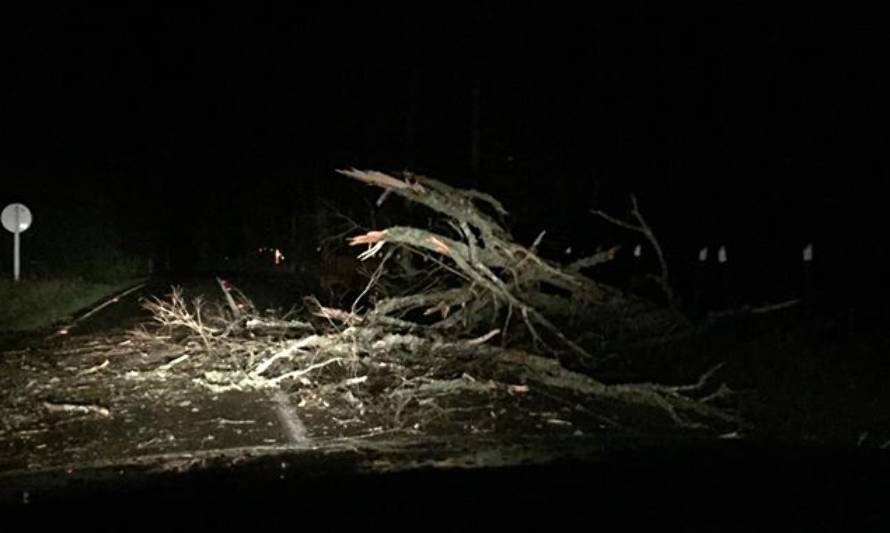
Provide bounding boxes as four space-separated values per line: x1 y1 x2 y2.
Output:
337 169 688 365
131 170 740 434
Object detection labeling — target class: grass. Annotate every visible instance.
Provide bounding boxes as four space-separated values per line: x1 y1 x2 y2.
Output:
598 302 890 445
0 278 137 333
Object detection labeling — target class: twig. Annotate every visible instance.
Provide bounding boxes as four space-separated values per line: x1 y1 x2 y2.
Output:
700 383 735 404
79 359 110 375
567 246 620 272
217 278 242 318
315 306 363 326
531 230 547 250
253 335 325 375
338 167 426 193
668 362 726 393
591 195 677 308
74 282 148 323
750 299 800 314
245 317 313 331
157 354 190 371
44 402 111 417
342 376 368 386
142 287 222 348
465 328 500 346
270 357 346 385
216 419 257 426
352 246 395 313
357 240 386 261
461 188 509 216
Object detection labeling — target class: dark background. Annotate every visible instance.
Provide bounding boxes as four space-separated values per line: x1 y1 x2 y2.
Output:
1 6 887 302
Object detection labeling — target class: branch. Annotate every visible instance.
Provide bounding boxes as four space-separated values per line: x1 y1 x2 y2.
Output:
591 195 678 308
270 357 346 385
337 168 426 193
567 246 620 272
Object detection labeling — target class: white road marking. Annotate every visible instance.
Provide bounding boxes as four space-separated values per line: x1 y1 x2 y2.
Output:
270 389 308 445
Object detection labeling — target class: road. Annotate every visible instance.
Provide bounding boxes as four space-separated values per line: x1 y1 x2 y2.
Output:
1 274 889 529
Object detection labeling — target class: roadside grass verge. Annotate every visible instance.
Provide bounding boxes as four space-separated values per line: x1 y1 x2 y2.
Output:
0 278 138 333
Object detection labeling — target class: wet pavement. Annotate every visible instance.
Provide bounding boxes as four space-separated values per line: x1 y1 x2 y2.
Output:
2 275 890 529
3 434 890 530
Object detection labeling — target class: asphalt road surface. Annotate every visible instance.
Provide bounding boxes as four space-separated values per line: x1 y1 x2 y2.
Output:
2 274 889 530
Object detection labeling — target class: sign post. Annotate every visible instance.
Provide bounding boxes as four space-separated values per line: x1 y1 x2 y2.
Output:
2 203 33 282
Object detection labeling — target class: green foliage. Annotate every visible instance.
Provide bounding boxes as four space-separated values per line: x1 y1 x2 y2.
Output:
0 278 133 332
58 246 147 283
0 198 152 333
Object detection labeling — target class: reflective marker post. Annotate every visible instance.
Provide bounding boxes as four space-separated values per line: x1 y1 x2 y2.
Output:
802 243 814 308
2 203 33 282
14 208 20 281
715 244 732 310
691 246 710 317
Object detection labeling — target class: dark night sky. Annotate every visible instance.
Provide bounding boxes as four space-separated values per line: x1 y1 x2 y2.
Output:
2 6 889 281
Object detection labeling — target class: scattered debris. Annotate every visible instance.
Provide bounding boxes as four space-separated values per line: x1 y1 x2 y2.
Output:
108 171 739 436
43 402 111 418
0 170 761 474
79 359 109 375
157 354 189 371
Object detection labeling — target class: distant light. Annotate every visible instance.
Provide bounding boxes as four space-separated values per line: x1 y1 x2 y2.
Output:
803 243 813 263
274 248 285 265
57 328 69 336
564 246 572 255
698 247 709 262
633 244 642 258
718 245 728 264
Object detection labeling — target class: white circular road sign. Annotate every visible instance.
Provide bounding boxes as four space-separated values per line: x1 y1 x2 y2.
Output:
2 203 32 233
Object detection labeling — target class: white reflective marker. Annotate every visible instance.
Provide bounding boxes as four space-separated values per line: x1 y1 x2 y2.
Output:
2 203 33 282
803 243 813 263
1 203 31 233
698 247 709 262
633 244 642 258
717 245 728 264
